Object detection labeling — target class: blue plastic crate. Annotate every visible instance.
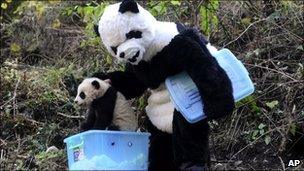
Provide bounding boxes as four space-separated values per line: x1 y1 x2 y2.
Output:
165 48 254 123
64 130 150 170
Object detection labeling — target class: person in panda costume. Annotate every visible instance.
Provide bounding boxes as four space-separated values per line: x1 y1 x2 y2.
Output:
94 0 235 170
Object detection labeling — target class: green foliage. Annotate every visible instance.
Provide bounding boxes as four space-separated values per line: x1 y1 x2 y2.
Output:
289 122 297 136
251 123 271 145
265 100 279 109
199 0 219 36
14 1 47 19
148 1 168 16
147 0 181 17
137 96 147 110
236 95 261 115
36 150 65 162
62 2 108 48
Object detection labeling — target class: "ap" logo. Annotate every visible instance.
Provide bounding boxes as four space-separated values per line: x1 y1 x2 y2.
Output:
288 160 301 167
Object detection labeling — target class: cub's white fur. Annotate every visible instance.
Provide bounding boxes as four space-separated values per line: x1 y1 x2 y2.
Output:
75 78 109 108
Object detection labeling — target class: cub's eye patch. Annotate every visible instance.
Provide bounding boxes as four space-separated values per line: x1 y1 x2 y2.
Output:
126 30 142 39
80 92 86 99
111 46 117 55
91 80 100 89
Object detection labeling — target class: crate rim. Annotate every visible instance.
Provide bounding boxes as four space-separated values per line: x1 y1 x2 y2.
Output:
63 130 151 143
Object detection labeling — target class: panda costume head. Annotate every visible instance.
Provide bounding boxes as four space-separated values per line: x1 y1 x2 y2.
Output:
97 0 179 65
74 78 110 108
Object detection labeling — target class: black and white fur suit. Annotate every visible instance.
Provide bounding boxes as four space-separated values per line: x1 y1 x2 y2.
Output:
94 0 234 170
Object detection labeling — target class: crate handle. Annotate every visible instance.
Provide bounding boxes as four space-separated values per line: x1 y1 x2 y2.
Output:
68 136 84 150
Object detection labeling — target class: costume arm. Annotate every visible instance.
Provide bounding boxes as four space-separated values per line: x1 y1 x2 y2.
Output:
131 29 209 89
168 29 235 119
92 69 147 100
134 29 234 119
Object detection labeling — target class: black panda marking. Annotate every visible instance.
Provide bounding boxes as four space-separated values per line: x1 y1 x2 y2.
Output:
111 46 118 55
126 30 142 39
81 87 118 131
94 24 100 36
119 0 139 14
119 52 125 58
80 92 86 99
91 80 100 89
128 50 140 63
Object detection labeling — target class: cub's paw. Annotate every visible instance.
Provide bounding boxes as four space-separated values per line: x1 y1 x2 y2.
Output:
80 122 92 131
107 125 120 131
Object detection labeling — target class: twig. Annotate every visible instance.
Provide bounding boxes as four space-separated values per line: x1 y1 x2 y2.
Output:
227 128 276 163
0 138 7 146
57 112 85 119
245 63 300 82
210 159 236 163
1 78 21 110
45 27 83 34
223 18 267 48
13 78 21 116
278 156 286 171
12 114 44 125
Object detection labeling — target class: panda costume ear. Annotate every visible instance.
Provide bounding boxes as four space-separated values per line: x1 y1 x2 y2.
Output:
119 0 139 13
91 80 100 89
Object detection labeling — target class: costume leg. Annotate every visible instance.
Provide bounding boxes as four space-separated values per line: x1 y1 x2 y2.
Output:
146 118 178 171
172 109 210 170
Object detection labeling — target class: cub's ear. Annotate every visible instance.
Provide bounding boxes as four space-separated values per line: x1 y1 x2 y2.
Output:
104 79 111 85
94 24 100 37
119 0 139 14
91 80 100 89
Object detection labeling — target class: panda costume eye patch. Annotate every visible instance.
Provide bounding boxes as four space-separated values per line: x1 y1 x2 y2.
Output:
80 92 86 99
126 30 142 39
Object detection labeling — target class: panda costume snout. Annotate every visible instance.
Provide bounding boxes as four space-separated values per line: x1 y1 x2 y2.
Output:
116 39 145 65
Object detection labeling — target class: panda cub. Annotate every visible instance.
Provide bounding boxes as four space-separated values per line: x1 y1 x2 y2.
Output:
74 77 138 131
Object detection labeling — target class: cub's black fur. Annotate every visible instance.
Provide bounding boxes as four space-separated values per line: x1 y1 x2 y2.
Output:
80 87 119 131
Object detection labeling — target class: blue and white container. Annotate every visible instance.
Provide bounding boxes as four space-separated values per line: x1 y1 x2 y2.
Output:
165 48 254 123
64 130 150 170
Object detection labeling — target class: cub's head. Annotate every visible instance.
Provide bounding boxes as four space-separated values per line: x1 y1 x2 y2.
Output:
96 0 157 65
74 78 110 108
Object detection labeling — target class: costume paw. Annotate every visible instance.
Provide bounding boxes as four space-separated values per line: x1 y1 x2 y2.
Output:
179 29 201 43
203 97 234 119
